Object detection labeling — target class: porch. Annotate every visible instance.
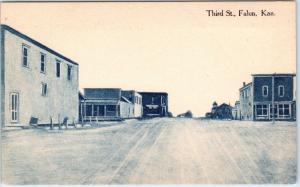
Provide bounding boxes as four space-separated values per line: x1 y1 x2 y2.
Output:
80 100 121 122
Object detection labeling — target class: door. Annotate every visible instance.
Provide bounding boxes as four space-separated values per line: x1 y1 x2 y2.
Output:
11 92 19 122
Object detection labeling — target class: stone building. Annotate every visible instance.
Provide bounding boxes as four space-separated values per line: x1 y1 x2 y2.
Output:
1 25 79 127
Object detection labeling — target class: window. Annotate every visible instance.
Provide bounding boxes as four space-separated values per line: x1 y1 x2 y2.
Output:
93 105 104 116
56 60 61 77
10 93 19 122
278 85 284 97
85 105 93 116
106 105 116 116
107 105 116 112
256 104 268 117
40 53 46 73
67 65 72 80
162 97 166 105
41 83 47 96
151 97 155 104
22 45 29 67
278 104 290 118
262 86 268 97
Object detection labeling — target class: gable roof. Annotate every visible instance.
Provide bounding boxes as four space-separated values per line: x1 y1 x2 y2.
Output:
239 82 253 91
1 24 78 66
218 103 233 109
121 96 132 104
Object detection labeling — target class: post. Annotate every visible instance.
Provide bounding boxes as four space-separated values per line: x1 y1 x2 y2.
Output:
272 74 275 124
50 117 53 130
65 119 68 129
58 114 62 130
73 117 76 128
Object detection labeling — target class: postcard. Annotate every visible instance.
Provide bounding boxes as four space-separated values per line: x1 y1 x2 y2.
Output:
0 1 296 185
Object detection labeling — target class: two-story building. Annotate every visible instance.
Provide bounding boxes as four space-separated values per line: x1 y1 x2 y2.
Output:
0 25 79 127
138 92 168 118
239 82 253 120
239 73 296 121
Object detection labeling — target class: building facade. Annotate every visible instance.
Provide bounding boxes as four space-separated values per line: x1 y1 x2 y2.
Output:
121 90 143 118
239 73 296 121
232 101 241 120
1 25 79 127
239 82 253 120
138 92 168 118
80 88 142 122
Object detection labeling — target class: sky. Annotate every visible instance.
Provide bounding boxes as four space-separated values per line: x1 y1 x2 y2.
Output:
0 2 296 116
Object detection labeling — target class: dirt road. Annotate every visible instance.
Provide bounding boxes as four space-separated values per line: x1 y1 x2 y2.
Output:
2 118 296 184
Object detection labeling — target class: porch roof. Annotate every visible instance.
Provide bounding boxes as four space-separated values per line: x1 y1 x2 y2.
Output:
83 99 119 105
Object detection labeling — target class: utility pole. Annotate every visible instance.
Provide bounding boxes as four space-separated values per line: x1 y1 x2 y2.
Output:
272 74 275 124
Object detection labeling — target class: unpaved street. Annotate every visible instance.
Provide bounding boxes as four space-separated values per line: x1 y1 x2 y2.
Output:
1 118 296 184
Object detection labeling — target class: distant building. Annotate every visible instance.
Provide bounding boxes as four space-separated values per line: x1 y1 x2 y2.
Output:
212 103 233 120
80 88 142 122
177 110 193 118
239 73 296 121
1 25 79 127
138 92 168 118
232 101 241 120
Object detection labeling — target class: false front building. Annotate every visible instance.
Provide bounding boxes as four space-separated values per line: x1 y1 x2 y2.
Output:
138 92 168 118
1 25 79 127
239 73 296 121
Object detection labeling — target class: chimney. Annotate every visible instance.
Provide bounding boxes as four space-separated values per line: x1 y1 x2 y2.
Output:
243 82 246 86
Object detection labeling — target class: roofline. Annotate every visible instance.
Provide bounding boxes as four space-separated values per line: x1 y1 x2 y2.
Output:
239 82 253 91
139 91 168 95
84 88 122 90
251 73 296 77
1 24 78 66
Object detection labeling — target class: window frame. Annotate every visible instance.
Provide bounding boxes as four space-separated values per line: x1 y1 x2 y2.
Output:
40 52 46 73
85 105 93 117
56 60 61 78
262 85 268 97
22 44 29 68
278 85 284 97
278 104 290 118
41 82 48 96
106 105 116 112
67 65 72 81
256 104 268 117
10 92 19 122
